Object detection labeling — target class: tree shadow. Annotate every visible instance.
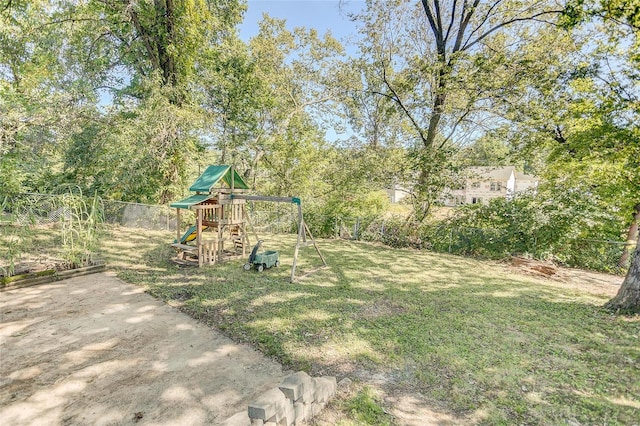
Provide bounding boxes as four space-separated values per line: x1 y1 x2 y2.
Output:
0 273 286 425
99 229 640 424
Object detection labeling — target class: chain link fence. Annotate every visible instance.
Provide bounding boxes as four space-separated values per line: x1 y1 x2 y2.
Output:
2 193 633 275
1 193 304 234
1 193 177 230
357 218 633 275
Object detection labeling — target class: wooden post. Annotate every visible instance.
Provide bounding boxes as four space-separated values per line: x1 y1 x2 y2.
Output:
304 221 326 266
176 208 181 243
291 212 305 282
218 221 223 263
197 207 203 267
298 203 306 243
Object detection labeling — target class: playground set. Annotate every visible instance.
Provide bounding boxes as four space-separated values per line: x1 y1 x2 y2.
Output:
170 165 325 281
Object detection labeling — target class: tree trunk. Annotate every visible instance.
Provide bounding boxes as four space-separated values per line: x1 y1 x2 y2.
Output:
424 65 449 148
618 203 640 268
605 236 640 314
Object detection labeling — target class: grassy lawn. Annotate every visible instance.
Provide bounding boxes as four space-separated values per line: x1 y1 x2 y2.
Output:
101 226 639 425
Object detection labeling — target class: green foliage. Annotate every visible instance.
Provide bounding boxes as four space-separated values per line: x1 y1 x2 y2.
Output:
58 190 104 269
459 133 515 168
306 189 390 238
360 215 416 249
344 387 393 426
0 153 24 199
0 223 28 277
423 185 623 270
0 191 104 276
62 85 203 203
357 182 625 273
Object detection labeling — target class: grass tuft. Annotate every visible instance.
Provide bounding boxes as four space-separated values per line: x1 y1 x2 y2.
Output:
344 386 394 425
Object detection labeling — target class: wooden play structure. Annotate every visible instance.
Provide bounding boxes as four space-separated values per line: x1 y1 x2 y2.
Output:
170 165 325 281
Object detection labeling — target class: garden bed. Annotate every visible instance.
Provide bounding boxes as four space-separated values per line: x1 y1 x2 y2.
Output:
0 261 105 290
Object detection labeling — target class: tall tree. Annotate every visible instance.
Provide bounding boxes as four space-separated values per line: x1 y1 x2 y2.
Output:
203 15 345 198
0 0 95 196
562 0 640 313
354 0 565 220
58 0 244 202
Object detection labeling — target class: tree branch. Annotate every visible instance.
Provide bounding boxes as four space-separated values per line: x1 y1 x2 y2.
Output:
444 0 458 44
1 0 12 13
463 10 564 51
466 0 503 43
372 66 429 146
434 0 444 35
127 5 160 71
453 0 480 53
439 108 472 148
421 0 445 54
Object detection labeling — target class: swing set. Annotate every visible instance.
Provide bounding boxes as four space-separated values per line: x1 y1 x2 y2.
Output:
169 165 326 281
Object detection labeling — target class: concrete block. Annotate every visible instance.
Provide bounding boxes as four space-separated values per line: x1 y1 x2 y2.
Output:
303 402 313 420
273 400 294 425
294 401 306 423
282 402 295 426
278 371 313 402
312 377 337 403
250 419 265 426
300 388 314 404
248 388 290 420
311 402 322 417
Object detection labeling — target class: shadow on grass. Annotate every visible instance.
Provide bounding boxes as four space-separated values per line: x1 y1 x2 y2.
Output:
102 229 640 425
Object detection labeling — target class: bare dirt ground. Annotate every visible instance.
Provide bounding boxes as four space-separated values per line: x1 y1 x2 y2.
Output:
0 273 287 426
508 256 622 297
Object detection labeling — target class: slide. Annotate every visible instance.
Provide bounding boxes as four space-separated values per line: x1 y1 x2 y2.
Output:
175 225 209 244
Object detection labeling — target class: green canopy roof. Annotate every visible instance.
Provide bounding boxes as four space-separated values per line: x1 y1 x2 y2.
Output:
170 194 211 209
189 165 249 192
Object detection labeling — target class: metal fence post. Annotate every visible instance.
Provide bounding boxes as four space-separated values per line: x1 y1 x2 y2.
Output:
354 217 360 240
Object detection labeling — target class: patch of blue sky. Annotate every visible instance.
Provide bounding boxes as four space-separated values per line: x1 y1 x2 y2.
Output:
239 0 365 45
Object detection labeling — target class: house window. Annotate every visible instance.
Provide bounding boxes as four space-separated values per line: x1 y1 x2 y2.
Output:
472 197 482 204
490 182 502 191
471 182 480 189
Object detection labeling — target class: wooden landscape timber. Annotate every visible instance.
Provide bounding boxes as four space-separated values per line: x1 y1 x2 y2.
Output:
0 262 106 291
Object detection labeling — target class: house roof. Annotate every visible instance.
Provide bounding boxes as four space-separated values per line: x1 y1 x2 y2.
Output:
189 165 249 192
466 166 539 183
468 166 515 180
515 171 537 181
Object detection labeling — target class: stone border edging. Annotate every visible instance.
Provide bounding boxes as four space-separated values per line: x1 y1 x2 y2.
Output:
242 371 337 426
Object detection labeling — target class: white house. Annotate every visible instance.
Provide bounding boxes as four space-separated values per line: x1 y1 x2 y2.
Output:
386 185 410 203
442 166 538 206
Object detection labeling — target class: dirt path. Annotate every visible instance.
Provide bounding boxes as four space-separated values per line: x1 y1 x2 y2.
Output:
0 273 287 425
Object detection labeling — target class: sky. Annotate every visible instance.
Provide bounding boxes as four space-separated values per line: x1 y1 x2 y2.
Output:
239 0 365 44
